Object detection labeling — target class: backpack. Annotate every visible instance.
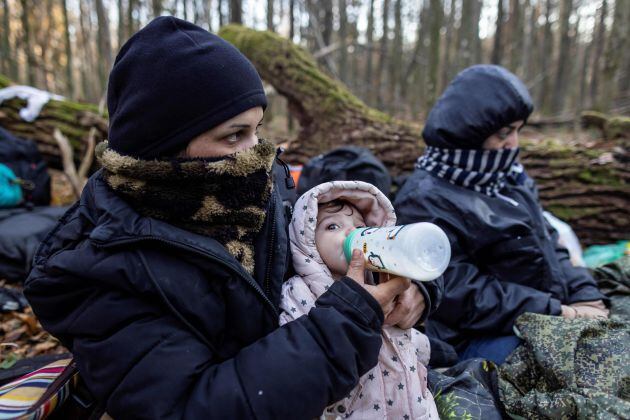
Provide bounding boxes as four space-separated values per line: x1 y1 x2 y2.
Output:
0 163 23 208
0 127 51 206
297 146 392 199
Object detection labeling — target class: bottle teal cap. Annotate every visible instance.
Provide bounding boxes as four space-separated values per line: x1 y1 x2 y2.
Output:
343 228 361 263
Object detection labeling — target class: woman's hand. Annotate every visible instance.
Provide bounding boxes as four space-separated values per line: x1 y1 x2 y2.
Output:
345 249 410 318
561 300 609 319
379 273 425 327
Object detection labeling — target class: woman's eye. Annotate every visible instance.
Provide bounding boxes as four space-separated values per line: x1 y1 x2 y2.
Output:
225 133 240 143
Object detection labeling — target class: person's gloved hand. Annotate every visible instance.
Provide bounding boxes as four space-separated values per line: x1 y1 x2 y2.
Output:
561 300 609 319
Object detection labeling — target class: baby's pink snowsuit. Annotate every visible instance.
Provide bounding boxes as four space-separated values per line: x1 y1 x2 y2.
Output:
280 181 439 419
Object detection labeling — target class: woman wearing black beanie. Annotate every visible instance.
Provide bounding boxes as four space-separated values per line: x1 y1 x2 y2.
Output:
395 65 608 365
23 17 412 419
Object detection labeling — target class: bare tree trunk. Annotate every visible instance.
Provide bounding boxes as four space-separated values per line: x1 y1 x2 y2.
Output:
492 0 504 65
128 0 137 36
440 0 455 93
288 0 295 132
365 0 375 105
522 0 537 86
229 0 241 24
537 0 553 114
410 0 430 115
551 0 573 114
599 0 627 111
79 0 94 101
426 0 443 109
338 0 348 84
619 9 630 95
589 0 606 110
61 0 74 98
388 0 402 107
20 0 37 86
458 0 480 70
376 0 390 109
1 0 12 77
202 0 212 31
37 0 55 91
118 0 126 47
152 0 163 17
95 0 113 96
216 27 630 245
217 0 224 27
508 0 523 75
322 0 333 46
267 0 274 31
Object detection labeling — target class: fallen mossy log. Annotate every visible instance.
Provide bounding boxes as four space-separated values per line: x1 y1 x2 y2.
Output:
0 30 627 245
0 74 108 170
581 111 630 140
219 25 629 245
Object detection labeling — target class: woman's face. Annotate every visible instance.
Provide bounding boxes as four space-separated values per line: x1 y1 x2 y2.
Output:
482 120 524 150
180 107 264 158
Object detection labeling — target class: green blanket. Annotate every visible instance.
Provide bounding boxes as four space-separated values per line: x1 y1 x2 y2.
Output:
498 256 630 419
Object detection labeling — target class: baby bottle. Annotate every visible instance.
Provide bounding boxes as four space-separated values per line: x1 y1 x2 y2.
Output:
343 222 451 281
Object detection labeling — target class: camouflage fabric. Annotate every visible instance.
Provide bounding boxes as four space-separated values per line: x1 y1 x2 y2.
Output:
428 359 505 420
498 256 630 419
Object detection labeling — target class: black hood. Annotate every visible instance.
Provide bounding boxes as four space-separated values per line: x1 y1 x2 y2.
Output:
422 65 533 149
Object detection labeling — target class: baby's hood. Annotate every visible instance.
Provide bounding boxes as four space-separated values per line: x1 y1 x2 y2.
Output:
289 180 396 298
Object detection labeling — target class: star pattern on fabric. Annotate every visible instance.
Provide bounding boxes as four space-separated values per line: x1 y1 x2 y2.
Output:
417 396 422 403
290 307 296 312
382 369 389 376
302 205 307 210
391 355 398 362
409 365 416 372
299 230 304 236
403 415 410 420
368 373 375 381
398 340 404 346
398 383 404 390
359 393 363 399
387 399 394 406
308 217 314 223
373 404 380 411
305 258 311 263
300 299 307 306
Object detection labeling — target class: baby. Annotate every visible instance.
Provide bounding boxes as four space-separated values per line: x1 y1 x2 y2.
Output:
280 181 439 419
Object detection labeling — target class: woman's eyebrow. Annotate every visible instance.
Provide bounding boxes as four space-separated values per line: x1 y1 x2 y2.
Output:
229 123 251 129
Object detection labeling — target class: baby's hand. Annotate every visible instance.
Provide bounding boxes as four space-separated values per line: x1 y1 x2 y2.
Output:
381 274 425 328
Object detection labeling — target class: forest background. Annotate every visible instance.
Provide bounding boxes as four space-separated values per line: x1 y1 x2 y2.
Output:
0 0 628 129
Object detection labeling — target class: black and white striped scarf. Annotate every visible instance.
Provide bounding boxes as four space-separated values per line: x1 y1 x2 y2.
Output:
416 146 525 198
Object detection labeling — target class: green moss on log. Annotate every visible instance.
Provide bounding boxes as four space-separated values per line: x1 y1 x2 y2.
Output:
577 167 625 186
218 25 392 124
546 205 603 220
605 116 630 139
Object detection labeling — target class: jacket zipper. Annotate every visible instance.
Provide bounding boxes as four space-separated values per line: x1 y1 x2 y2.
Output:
92 235 278 316
263 192 277 298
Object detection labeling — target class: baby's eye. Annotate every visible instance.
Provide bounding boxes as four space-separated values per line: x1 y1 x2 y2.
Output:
326 223 340 231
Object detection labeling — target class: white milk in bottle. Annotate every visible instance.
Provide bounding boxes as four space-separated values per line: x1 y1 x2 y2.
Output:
343 222 451 281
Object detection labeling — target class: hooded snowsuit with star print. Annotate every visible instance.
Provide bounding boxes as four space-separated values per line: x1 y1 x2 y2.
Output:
280 181 439 419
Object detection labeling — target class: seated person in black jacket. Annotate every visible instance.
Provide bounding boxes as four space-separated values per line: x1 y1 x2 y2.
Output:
23 17 420 419
394 64 608 364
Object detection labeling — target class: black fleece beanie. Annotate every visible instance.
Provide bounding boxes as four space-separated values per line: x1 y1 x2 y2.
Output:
107 16 267 158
